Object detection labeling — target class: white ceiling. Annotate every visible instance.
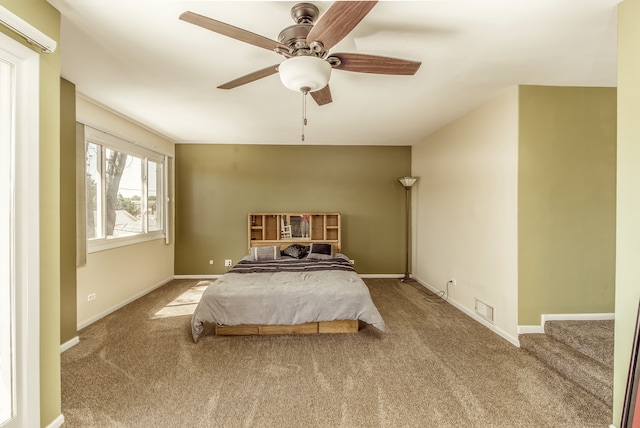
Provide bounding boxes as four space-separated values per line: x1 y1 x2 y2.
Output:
49 0 619 146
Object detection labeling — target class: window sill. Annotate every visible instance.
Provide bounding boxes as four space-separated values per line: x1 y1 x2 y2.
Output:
88 231 166 254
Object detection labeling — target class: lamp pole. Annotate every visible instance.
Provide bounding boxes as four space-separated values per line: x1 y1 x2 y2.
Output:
398 177 418 281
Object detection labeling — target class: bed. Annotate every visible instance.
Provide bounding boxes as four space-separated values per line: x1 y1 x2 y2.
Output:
190 237 385 342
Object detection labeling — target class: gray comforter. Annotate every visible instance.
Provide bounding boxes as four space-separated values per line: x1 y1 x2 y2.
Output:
191 255 385 342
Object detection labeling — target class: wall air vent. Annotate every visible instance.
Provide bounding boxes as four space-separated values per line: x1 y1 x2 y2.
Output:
475 298 495 324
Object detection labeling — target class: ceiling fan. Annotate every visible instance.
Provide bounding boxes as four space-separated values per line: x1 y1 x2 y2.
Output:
179 1 422 107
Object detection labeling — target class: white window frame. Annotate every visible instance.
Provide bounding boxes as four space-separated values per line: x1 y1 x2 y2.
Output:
84 126 167 253
0 32 41 428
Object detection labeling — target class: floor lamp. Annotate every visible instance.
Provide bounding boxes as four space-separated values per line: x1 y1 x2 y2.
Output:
398 176 418 281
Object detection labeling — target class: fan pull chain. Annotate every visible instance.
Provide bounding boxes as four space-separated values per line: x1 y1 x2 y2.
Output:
301 87 309 142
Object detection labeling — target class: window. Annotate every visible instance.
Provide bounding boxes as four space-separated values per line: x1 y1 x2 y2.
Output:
84 126 167 251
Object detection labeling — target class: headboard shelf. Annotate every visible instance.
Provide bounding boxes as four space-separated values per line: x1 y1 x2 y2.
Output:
248 212 341 252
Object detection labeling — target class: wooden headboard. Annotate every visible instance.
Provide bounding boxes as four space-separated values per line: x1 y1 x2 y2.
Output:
248 212 341 253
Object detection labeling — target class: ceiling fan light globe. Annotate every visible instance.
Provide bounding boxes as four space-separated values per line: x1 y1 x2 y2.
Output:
279 56 331 93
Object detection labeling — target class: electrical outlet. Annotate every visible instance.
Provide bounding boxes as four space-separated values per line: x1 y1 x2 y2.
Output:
225 259 232 267
349 260 355 265
449 279 456 286
209 259 214 265
87 293 96 302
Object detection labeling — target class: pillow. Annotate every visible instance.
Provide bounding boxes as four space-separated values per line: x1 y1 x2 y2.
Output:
281 243 309 259
249 246 281 261
306 242 334 260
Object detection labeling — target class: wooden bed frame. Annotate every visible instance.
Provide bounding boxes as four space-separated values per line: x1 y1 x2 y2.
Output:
215 320 361 336
212 212 359 337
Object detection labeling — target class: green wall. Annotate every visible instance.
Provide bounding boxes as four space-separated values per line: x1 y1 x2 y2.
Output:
518 85 616 325
0 0 62 426
175 144 411 275
60 78 77 344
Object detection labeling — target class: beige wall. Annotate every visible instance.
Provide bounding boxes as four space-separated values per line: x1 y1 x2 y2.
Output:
613 0 640 424
174 144 411 275
0 0 62 425
412 87 520 341
518 85 617 325
75 96 175 328
76 239 175 327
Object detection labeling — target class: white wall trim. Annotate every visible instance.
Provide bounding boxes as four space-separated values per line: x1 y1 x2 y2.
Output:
45 414 64 428
517 312 616 335
542 312 615 322
413 276 520 347
77 277 173 330
60 336 79 353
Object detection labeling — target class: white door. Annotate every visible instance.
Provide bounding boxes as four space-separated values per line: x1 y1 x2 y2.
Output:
0 32 41 428
0 54 14 428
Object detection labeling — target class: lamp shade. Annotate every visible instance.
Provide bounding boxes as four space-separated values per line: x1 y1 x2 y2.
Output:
398 176 418 187
279 56 331 93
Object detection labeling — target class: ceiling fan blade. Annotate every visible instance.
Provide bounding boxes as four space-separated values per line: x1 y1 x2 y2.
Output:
306 1 378 51
180 11 282 52
217 65 280 90
331 53 421 75
310 85 332 106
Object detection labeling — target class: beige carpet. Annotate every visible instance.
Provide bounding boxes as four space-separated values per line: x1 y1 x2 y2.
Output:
61 278 611 427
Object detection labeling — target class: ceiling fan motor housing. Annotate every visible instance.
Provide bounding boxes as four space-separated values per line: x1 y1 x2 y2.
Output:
276 3 326 58
278 24 316 56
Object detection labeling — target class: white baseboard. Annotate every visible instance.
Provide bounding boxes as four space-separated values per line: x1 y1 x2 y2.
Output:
542 312 615 322
46 414 65 428
77 276 174 330
60 336 79 353
410 276 520 347
517 312 615 335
